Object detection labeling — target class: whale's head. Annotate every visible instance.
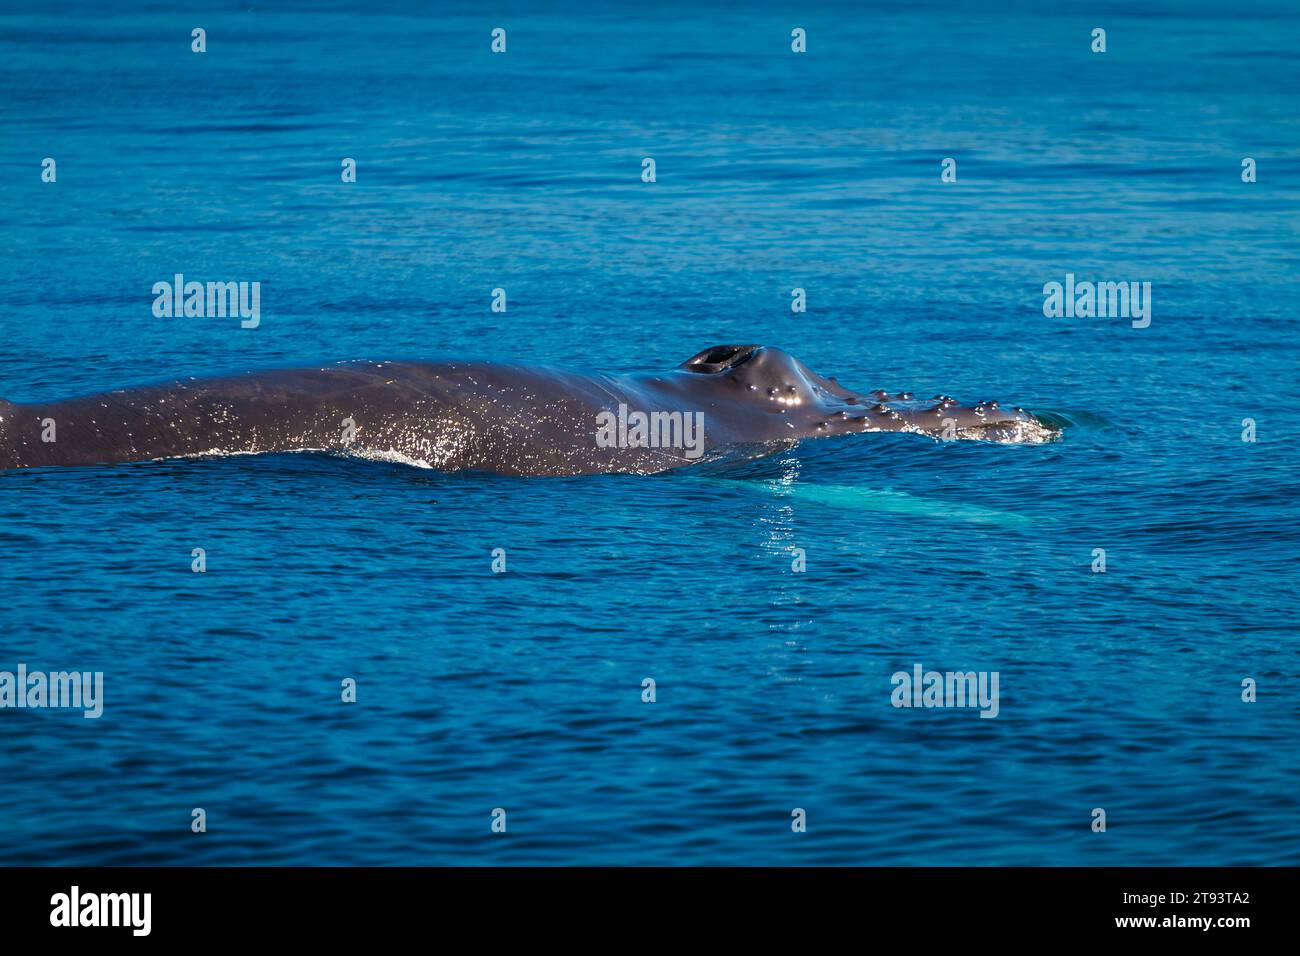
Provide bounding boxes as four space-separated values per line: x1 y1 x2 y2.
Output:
678 344 1059 443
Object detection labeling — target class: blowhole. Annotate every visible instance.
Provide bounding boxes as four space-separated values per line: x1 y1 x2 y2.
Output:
682 345 761 374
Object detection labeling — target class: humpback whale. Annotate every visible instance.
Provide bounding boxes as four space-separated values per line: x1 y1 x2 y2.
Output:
0 345 1058 475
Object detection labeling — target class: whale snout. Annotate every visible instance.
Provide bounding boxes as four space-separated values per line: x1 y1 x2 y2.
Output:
674 344 1059 444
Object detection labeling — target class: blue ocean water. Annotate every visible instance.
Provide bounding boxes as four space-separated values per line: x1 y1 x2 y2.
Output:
1 0 1298 865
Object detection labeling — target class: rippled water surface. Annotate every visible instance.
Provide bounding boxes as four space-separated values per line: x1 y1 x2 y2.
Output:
1 0 1298 865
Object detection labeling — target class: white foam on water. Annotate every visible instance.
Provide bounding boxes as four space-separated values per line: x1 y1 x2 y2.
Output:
344 447 436 469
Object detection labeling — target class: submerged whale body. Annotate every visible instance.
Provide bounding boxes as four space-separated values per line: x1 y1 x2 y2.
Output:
0 345 1059 475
